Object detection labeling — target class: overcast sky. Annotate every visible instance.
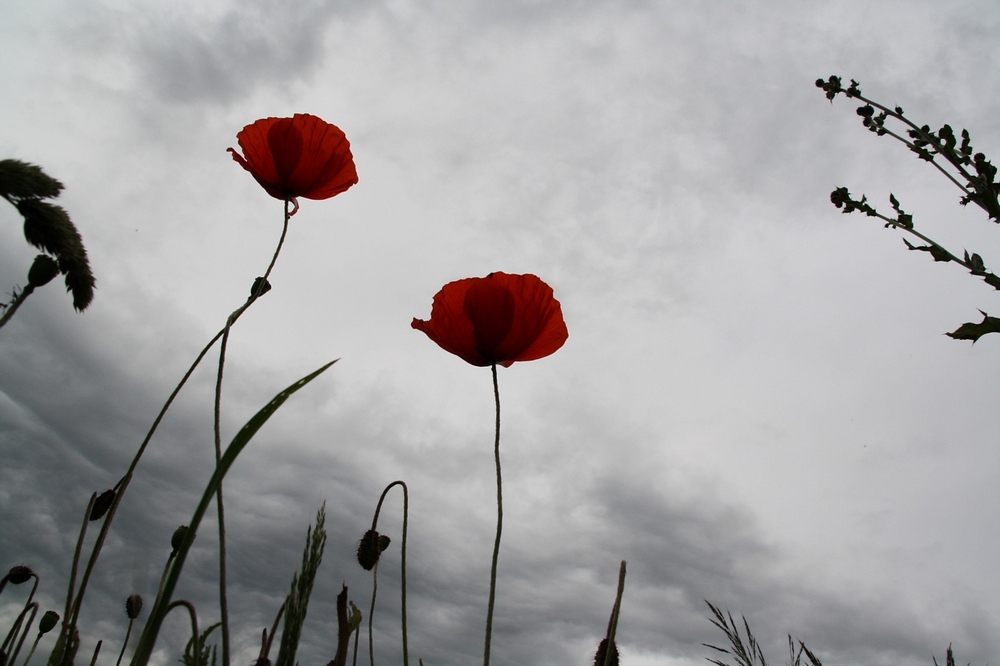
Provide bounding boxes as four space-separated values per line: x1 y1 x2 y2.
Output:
1 1 998 665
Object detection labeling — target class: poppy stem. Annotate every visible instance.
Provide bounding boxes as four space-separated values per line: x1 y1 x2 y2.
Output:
483 363 502 666
213 197 293 666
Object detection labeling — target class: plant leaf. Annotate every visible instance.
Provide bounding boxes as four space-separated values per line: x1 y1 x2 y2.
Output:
946 311 1000 342
0 159 64 200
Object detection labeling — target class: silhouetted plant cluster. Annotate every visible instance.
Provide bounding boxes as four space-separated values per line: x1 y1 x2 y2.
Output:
818 75 1000 341
2 85 986 666
0 115 615 666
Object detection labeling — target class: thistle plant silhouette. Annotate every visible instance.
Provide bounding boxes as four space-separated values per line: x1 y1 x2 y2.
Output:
817 75 1000 341
698 77 992 666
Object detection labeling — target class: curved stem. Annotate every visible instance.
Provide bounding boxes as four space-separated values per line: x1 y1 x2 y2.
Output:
4 602 37 664
22 629 44 666
483 363 501 666
367 563 378 666
214 333 231 666
214 198 291 666
166 600 200 662
115 619 136 666
366 480 409 666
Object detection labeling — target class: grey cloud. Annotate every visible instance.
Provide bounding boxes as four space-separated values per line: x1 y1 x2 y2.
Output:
126 0 363 106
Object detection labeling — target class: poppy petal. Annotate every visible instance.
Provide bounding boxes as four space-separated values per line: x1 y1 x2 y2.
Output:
229 114 358 203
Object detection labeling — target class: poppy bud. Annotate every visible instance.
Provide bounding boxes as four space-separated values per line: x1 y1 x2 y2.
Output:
125 594 143 619
27 255 59 287
250 277 271 299
89 489 116 521
6 565 34 584
38 610 60 634
594 638 619 666
171 525 190 553
356 530 390 571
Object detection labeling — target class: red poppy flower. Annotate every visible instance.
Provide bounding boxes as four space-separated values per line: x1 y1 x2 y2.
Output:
412 272 568 367
228 113 358 204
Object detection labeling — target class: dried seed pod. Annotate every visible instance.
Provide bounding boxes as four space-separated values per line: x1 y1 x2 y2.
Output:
356 530 389 571
38 610 60 634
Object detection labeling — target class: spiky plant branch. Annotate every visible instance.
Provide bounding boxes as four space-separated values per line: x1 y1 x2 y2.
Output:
703 601 770 666
817 76 1000 341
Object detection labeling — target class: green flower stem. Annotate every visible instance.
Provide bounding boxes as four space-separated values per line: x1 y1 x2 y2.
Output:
213 197 292 666
129 360 336 666
483 363 502 666
115 618 136 666
52 494 96 666
22 625 45 666
3 602 37 664
0 284 35 330
0 572 38 654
